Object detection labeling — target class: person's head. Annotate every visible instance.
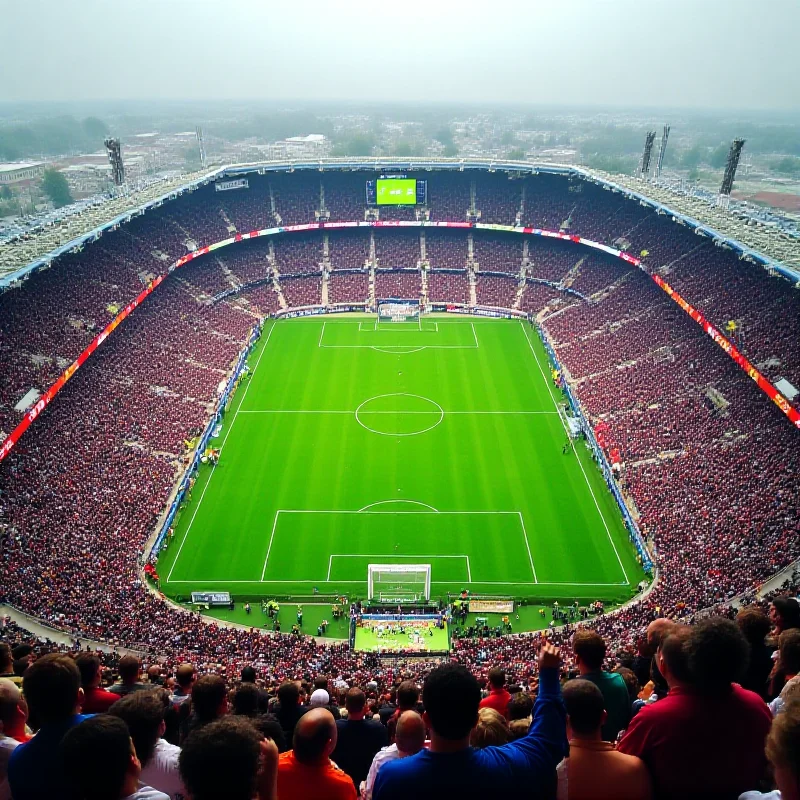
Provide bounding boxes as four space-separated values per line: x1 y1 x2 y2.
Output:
563 679 606 740
191 674 228 721
108 690 167 768
509 718 531 740
344 687 366 719
60 715 141 800
657 625 692 688
737 606 773 645
22 653 83 726
179 716 263 800
487 667 506 690
394 710 426 756
0 643 12 673
470 707 510 748
646 618 676 654
277 681 300 709
117 655 141 685
615 666 640 703
11 644 32 662
75 653 102 690
146 664 163 684
313 676 329 692
685 617 749 694
232 682 260 717
0 678 27 734
772 598 800 635
422 663 480 743
175 662 197 691
779 630 800 677
572 630 607 673
396 680 419 711
310 688 330 709
240 666 257 684
292 708 337 765
766 700 800 800
507 691 534 721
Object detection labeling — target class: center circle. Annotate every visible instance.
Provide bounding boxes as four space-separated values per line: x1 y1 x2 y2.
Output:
355 393 444 437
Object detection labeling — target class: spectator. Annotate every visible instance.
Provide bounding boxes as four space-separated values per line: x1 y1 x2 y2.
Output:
277 708 356 799
275 681 307 748
232 682 262 717
764 700 800 800
109 690 187 800
7 653 90 800
373 643 566 800
737 606 775 700
59 714 169 800
146 665 164 687
480 667 512 718
249 714 287 755
386 680 420 743
558 679 652 800
362 711 426 800
470 707 510 748
109 656 148 697
169 663 196 708
331 688 387 792
771 598 800 639
0 646 20 688
179 716 279 800
179 674 227 743
313 676 341 720
0 677 30 743
618 618 772 799
76 653 121 713
508 691 534 722
571 630 631 741
615 666 646 718
770 630 800 717
241 666 270 713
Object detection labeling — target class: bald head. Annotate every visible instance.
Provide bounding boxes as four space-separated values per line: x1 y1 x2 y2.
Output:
293 708 337 765
0 678 23 727
395 710 426 756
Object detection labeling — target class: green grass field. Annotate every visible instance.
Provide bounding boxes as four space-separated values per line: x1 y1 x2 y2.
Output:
158 315 644 605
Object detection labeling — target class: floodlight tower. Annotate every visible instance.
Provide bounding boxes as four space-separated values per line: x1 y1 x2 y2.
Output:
196 126 207 169
639 131 657 178
718 138 746 208
655 124 670 179
104 138 125 187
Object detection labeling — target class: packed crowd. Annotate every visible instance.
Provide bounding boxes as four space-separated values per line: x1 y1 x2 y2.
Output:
3 599 800 799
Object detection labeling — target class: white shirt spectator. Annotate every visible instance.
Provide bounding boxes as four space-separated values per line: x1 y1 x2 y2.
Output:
122 785 170 800
141 739 187 800
0 734 21 800
361 744 403 800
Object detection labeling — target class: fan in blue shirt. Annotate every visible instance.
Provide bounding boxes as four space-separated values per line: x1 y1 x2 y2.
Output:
373 642 567 800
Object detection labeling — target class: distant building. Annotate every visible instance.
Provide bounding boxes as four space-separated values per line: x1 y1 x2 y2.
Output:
268 134 331 160
0 162 46 185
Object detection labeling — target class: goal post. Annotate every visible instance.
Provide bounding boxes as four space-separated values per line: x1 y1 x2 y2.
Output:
367 564 431 603
377 298 420 324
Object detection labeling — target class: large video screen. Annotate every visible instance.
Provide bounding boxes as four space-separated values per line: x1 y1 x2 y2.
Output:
376 178 417 205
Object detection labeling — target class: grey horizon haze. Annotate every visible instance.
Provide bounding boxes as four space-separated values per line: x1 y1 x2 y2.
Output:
1 0 798 110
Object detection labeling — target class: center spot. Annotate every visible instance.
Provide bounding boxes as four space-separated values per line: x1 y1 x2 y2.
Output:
355 393 444 437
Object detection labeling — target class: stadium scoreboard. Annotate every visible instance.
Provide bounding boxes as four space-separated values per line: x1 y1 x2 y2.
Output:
366 176 427 206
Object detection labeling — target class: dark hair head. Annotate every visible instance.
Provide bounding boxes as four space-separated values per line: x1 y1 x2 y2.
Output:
176 663 196 688
293 708 336 764
313 676 329 691
422 663 480 741
0 643 11 670
75 653 101 688
779 629 800 676
240 666 257 684
232 682 260 717
191 675 227 721
396 680 419 710
615 667 640 702
572 630 607 671
507 692 534 721
487 667 506 689
60 715 134 800
22 653 80 724
345 687 366 714
563 679 605 736
108 690 165 767
179 716 262 800
737 606 772 644
117 655 141 683
659 625 692 684
686 617 749 693
773 598 800 632
11 644 32 661
250 713 287 752
277 681 300 708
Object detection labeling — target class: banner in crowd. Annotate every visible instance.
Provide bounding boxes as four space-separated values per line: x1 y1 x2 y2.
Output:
468 599 514 613
214 178 249 192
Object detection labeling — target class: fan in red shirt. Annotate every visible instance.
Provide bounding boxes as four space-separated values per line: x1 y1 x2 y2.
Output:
75 654 120 714
479 667 512 719
618 618 772 800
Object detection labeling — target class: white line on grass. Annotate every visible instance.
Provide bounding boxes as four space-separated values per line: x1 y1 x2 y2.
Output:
166 579 626 586
318 321 326 348
471 322 479 348
237 409 558 415
519 321 630 585
167 322 279 582
517 511 538 583
260 510 282 580
326 554 470 582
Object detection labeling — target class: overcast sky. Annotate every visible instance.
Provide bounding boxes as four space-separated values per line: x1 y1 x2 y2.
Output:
2 0 798 109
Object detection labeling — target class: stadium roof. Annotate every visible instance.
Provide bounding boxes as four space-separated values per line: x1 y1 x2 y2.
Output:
0 159 798 290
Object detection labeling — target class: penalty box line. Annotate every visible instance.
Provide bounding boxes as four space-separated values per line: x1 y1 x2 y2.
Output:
328 554 471 582
318 320 478 349
261 509 535 584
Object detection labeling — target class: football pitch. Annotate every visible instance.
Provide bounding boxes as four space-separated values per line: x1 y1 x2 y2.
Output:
158 315 645 604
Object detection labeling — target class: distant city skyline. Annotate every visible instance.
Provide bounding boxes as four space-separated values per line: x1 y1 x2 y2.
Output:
1 0 798 110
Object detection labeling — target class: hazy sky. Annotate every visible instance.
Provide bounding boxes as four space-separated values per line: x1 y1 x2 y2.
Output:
2 0 798 109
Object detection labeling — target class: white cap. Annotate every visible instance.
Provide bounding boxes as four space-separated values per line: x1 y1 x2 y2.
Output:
310 688 330 707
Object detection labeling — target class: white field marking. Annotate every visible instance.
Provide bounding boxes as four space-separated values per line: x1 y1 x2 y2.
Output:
519 321 630 584
260 510 282 580
166 579 626 586
275 509 520 514
371 346 427 354
318 318 475 350
358 500 439 512
237 409 558 415
471 322 479 348
354 393 444 437
327 553 469 581
358 320 377 332
167 321 278 582
517 511 538 583
318 321 326 347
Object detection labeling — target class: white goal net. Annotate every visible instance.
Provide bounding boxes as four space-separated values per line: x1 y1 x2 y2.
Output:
367 564 431 603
